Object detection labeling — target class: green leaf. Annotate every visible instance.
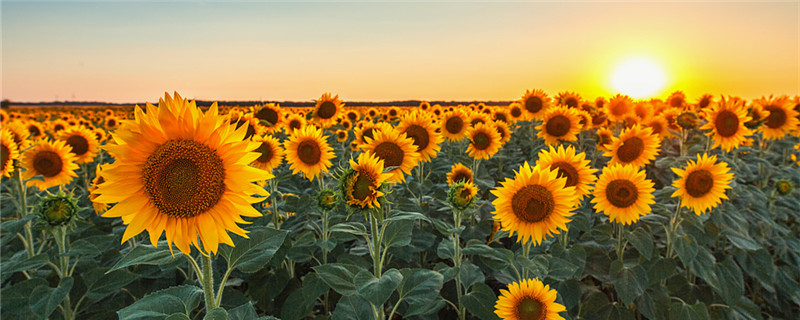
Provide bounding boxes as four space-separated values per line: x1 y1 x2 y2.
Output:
462 282 501 320
514 255 548 279
109 243 182 272
301 272 330 306
281 289 312 320
669 301 709 320
329 222 368 236
117 285 203 320
165 314 192 320
673 234 699 268
4 253 49 274
332 295 374 320
404 298 446 317
29 277 73 320
708 256 744 306
626 228 654 260
228 303 259 320
436 240 455 260
203 308 228 320
0 277 47 317
397 269 443 305
313 263 366 296
354 268 403 307
219 227 288 273
382 220 413 248
384 210 431 223
735 249 776 293
83 268 139 301
62 239 101 257
459 262 485 291
610 260 648 306
548 256 579 281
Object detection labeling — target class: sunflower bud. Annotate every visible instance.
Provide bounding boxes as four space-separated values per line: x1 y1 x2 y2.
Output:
776 179 794 196
35 192 78 226
447 181 477 212
676 111 698 129
317 188 337 211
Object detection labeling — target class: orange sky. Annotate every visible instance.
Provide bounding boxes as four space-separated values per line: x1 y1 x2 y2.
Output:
2 1 798 103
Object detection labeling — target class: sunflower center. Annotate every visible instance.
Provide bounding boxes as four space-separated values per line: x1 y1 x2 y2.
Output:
550 161 579 187
338 131 347 140
495 113 508 123
33 150 63 177
256 142 274 163
525 96 543 114
649 122 664 135
318 101 337 119
459 187 472 199
516 297 546 320
617 137 644 163
445 116 464 134
289 119 302 130
452 171 472 184
473 132 491 150
404 125 430 151
65 135 90 156
714 110 739 137
606 179 638 208
470 118 485 127
545 115 571 137
142 139 225 218
511 107 522 118
565 97 578 108
1 144 9 170
511 185 554 223
685 169 714 198
764 106 787 129
351 172 374 201
374 142 404 168
106 120 115 128
255 107 279 126
347 112 358 121
297 140 322 165
361 128 376 144
28 125 41 137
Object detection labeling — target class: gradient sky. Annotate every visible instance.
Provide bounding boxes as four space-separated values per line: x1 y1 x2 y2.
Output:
2 1 798 103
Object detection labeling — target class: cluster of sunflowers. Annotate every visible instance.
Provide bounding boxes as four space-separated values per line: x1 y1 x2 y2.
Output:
1 89 799 320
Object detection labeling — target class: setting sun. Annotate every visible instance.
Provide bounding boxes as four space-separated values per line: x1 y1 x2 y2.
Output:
611 58 667 99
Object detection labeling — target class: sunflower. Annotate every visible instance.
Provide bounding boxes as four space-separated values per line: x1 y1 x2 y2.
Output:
495 278 566 320
341 119 353 131
696 94 714 110
345 109 360 122
340 152 392 209
284 125 335 181
755 96 800 140
1 129 20 177
555 91 581 108
667 91 688 110
494 120 512 145
0 109 7 125
604 124 661 168
104 115 120 130
228 113 258 140
284 113 306 134
508 102 524 121
447 180 477 211
491 162 578 245
313 93 343 128
361 128 420 183
93 128 107 143
671 154 734 215
536 145 597 201
6 121 31 150
520 89 551 120
397 110 443 162
466 122 502 160
468 112 490 128
591 164 655 225
252 103 282 134
596 128 614 152
441 108 469 142
700 96 753 152
645 116 672 139
536 106 582 146
25 122 45 140
94 92 270 255
88 166 109 215
447 163 473 186
57 126 99 164
21 139 79 190
632 101 654 122
251 135 285 174
493 109 510 124
605 94 633 123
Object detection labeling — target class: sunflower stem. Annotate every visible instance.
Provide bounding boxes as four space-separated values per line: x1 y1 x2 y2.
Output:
666 199 683 259
367 211 385 319
451 208 466 320
201 254 217 312
615 223 627 261
15 169 35 258
522 240 532 279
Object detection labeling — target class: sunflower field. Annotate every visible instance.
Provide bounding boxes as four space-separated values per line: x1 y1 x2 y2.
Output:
1 91 800 320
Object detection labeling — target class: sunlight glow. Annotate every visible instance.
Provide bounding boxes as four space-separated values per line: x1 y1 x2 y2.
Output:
611 58 667 99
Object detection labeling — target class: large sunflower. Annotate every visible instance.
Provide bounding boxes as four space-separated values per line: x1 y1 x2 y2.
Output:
520 89 551 120
94 93 270 255
251 135 285 174
536 106 582 146
284 125 335 181
495 278 566 320
1 129 20 177
57 126 100 164
340 152 392 209
361 128 420 183
604 124 661 168
441 108 469 142
535 145 597 201
466 122 502 160
700 96 753 152
755 96 800 140
671 154 734 215
21 139 79 190
592 164 655 225
491 162 578 245
396 110 443 162
252 103 283 134
313 93 343 128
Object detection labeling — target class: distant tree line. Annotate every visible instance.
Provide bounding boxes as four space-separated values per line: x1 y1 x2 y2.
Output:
4 100 514 108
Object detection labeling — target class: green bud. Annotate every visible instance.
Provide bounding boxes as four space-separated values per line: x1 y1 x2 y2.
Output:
36 192 78 226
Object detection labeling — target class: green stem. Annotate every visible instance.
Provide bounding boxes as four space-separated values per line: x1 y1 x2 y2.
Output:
616 223 627 262
666 200 683 259
522 241 532 279
452 208 465 320
214 267 233 307
369 213 383 278
201 254 217 312
16 170 34 258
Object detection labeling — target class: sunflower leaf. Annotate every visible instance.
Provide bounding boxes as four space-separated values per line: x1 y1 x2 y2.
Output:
220 226 288 273
109 242 182 273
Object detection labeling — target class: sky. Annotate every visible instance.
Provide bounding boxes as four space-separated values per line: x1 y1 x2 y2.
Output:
2 1 798 104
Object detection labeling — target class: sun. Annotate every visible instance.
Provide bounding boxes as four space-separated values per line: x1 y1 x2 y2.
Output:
611 58 667 99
